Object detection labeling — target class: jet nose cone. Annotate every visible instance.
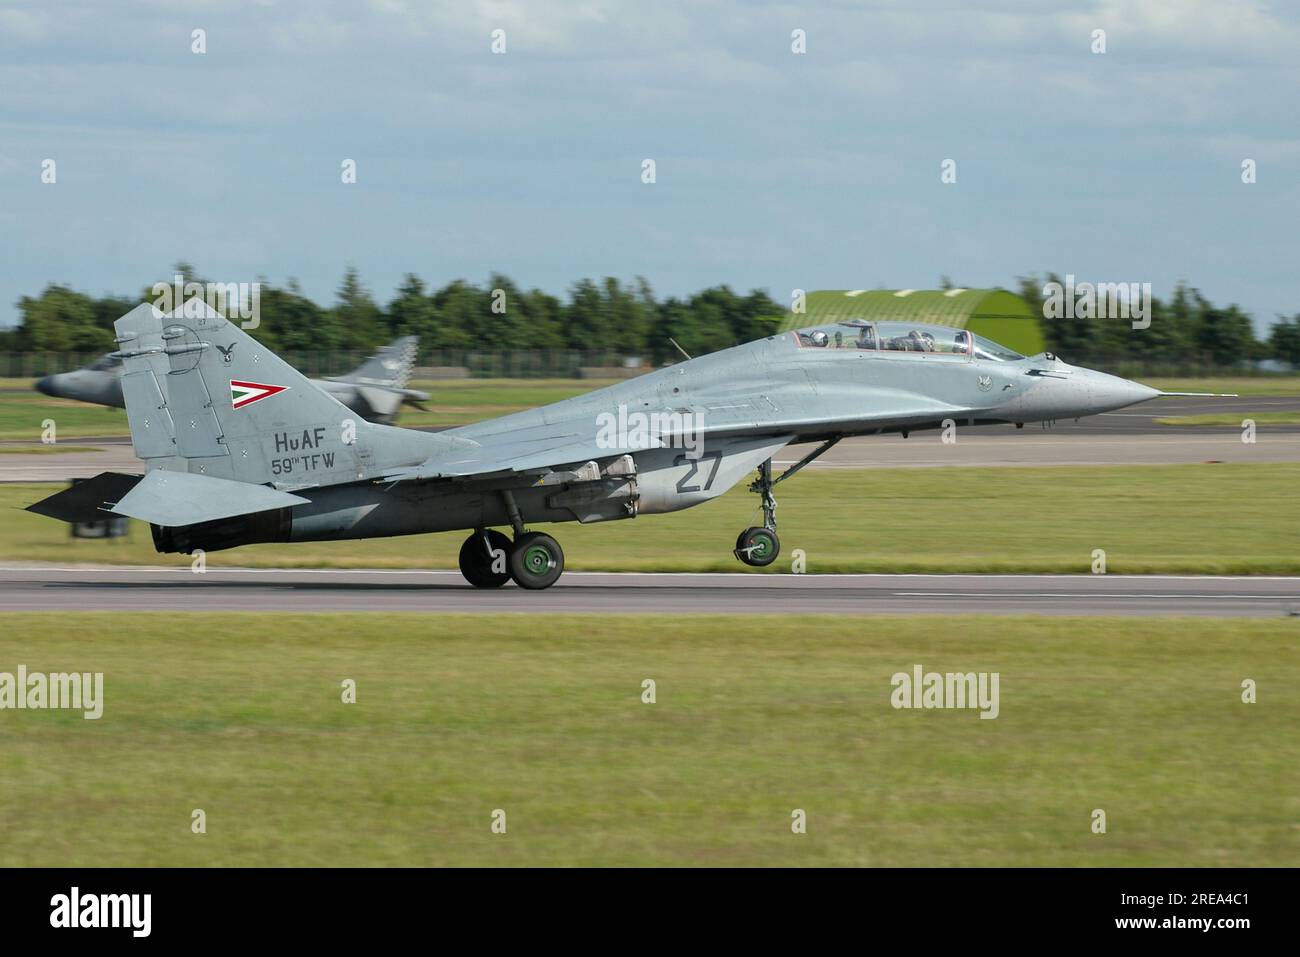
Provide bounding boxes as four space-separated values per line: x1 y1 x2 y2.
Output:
1111 375 1160 406
34 375 58 397
1092 372 1160 411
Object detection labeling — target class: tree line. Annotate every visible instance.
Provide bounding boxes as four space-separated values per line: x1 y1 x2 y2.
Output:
1017 275 1300 369
3 264 1297 369
1 265 788 366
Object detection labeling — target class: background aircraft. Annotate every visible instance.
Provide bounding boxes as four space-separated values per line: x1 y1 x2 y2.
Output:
33 334 429 425
30 300 1171 590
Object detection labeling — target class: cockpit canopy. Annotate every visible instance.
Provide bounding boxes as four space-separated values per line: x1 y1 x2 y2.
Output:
794 320 1023 361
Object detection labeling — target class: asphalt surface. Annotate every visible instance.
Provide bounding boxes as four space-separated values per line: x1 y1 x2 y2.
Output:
0 566 1295 617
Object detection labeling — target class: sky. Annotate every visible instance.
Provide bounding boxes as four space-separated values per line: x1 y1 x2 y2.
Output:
1 0 1297 334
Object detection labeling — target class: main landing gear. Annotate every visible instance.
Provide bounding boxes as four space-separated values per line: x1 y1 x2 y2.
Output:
458 528 566 590
459 491 565 590
733 437 842 568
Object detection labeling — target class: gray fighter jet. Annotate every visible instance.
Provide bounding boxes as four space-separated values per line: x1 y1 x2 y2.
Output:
34 335 428 424
29 300 1174 590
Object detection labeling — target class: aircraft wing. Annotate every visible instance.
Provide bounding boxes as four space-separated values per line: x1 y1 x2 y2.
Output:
378 378 970 484
378 431 652 481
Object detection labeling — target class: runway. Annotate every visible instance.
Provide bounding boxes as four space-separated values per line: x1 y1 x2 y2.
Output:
0 565 1295 617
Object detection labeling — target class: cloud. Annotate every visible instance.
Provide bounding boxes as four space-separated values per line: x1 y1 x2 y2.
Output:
0 0 1296 333
1062 0 1298 58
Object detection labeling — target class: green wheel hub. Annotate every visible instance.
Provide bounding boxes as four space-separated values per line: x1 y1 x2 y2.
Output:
734 526 780 567
522 543 555 575
508 531 565 589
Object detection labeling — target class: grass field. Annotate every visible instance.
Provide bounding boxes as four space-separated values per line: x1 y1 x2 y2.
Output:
0 392 129 440
0 612 1294 867
5 461 1298 574
0 444 95 455
1156 412 1300 427
1141 377 1300 396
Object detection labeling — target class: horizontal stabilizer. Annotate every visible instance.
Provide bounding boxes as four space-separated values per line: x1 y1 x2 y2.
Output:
111 470 309 527
356 385 406 420
25 472 143 524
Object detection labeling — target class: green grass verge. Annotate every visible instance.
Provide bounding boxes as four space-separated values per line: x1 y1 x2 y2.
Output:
5 462 1298 574
1156 412 1300 427
1139 377 1300 396
0 393 128 440
0 613 1294 866
0 445 97 455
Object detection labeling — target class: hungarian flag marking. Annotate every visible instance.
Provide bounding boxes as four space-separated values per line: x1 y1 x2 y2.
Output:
230 379 289 409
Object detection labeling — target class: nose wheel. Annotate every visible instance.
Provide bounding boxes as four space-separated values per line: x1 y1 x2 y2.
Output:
735 526 780 566
732 440 841 569
734 458 781 566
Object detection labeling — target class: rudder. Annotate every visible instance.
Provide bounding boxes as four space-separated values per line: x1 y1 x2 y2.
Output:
114 300 379 488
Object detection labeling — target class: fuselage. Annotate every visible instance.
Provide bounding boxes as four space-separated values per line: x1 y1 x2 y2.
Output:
448 321 1159 447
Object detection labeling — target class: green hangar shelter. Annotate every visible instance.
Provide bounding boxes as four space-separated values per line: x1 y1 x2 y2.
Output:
780 289 1046 357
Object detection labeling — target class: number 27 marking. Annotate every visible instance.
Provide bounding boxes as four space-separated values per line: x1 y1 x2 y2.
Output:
675 451 722 493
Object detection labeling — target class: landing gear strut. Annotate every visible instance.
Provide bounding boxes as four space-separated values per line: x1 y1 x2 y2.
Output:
458 527 567 589
459 488 567 590
733 437 841 568
735 459 780 567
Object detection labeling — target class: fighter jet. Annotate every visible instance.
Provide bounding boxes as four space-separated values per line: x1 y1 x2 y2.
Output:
29 300 1174 590
34 335 428 425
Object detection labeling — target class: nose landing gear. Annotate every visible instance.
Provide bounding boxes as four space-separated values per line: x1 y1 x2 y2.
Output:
734 459 781 567
733 437 842 569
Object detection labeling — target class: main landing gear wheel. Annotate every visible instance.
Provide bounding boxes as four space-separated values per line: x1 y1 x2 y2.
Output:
735 526 780 567
509 531 565 590
459 528 512 588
